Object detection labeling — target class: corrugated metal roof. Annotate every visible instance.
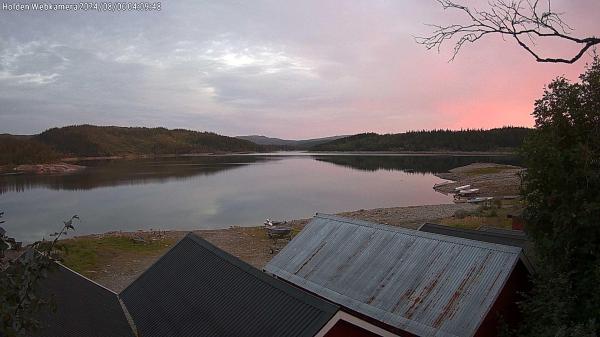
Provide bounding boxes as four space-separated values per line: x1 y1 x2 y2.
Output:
265 214 526 337
418 223 529 249
418 223 534 273
120 233 338 337
33 263 135 337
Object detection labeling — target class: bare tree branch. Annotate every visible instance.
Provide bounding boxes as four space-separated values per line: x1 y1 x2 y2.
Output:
416 0 600 63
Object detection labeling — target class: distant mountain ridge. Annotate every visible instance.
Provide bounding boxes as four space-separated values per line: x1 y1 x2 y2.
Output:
236 135 349 149
0 125 264 165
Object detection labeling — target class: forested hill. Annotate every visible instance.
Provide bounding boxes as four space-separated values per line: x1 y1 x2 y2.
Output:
236 135 348 149
0 125 264 165
312 127 532 152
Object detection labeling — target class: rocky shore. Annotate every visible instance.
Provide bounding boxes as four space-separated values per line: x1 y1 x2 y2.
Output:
12 163 85 175
433 162 524 197
0 163 86 175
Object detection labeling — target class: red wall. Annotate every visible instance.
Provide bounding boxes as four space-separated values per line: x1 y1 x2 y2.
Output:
323 320 382 337
322 319 417 337
474 261 530 337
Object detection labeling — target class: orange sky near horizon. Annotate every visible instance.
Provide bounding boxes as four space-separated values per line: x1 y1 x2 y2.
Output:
1 0 599 138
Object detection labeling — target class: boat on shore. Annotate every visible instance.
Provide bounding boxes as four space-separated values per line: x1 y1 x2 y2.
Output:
457 188 479 195
467 196 494 204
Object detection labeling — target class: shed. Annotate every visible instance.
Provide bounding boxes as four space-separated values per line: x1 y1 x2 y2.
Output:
417 223 533 266
120 233 340 337
32 263 136 337
265 214 531 337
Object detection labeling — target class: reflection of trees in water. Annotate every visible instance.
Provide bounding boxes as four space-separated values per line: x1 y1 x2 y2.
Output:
0 156 274 194
314 155 522 174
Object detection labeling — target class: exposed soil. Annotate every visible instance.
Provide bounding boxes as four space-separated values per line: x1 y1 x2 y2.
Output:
6 163 86 175
77 203 477 292
434 163 524 197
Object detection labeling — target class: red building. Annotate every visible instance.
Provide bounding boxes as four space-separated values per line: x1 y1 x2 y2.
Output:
266 214 533 337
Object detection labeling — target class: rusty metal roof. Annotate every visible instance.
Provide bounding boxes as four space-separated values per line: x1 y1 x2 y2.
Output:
265 214 526 337
418 223 534 273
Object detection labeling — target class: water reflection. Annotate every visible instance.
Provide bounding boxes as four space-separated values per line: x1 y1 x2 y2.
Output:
313 154 521 174
0 156 274 194
0 154 518 242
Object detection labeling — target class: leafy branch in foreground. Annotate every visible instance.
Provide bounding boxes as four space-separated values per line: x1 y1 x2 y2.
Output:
0 215 79 337
416 0 600 63
517 56 600 335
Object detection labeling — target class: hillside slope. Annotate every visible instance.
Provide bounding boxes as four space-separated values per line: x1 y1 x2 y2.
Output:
312 127 532 152
0 125 263 164
237 135 348 149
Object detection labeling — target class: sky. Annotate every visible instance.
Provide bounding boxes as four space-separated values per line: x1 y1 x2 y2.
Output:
1 1 599 139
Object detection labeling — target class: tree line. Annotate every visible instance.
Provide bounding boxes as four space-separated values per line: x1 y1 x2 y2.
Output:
312 127 532 152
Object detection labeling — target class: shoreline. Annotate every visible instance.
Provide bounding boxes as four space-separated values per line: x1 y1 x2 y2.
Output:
433 162 524 197
40 161 524 292
1 150 518 175
64 203 479 292
0 162 86 175
307 150 517 156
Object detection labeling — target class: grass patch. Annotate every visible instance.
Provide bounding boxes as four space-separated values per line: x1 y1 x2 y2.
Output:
463 165 515 176
59 236 177 276
439 216 512 229
439 200 517 229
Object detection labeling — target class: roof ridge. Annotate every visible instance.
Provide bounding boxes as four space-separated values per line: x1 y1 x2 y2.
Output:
57 262 119 295
119 232 193 295
183 233 339 314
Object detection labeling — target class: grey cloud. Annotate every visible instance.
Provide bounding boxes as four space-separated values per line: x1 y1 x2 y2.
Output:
0 0 599 137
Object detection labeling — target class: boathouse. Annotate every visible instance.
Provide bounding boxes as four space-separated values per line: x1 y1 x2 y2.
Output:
265 214 532 337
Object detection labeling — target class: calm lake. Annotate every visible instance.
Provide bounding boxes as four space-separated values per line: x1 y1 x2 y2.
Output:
0 153 519 242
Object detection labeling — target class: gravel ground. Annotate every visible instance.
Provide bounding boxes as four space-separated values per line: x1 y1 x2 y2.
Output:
434 163 524 197
88 203 477 292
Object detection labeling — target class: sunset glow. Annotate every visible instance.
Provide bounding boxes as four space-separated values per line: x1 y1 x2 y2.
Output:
1 0 599 138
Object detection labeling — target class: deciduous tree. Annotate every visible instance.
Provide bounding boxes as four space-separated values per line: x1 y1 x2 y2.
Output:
519 56 600 335
417 0 600 63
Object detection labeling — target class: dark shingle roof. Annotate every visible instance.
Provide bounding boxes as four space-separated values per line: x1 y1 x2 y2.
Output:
120 233 338 337
33 263 135 337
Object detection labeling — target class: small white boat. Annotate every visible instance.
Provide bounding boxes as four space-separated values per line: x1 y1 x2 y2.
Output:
467 197 494 204
454 184 471 191
458 188 479 195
